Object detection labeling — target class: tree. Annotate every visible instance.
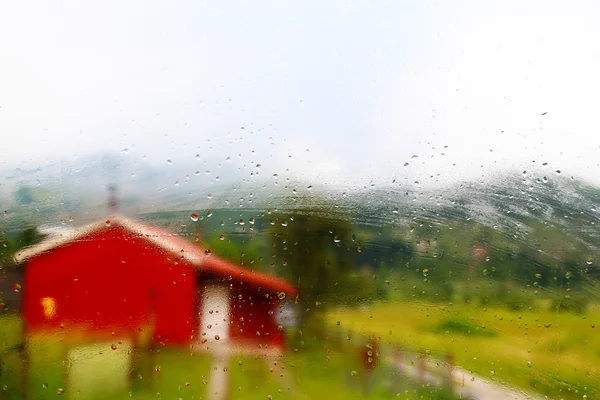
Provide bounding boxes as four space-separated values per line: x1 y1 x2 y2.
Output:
14 187 34 204
270 198 357 329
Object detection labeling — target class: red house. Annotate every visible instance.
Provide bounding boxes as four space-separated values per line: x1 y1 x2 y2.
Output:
14 216 298 353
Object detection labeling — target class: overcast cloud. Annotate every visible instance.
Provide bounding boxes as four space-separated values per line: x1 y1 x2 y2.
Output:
1 0 599 192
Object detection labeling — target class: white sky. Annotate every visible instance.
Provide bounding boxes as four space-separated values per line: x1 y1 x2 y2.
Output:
1 0 599 189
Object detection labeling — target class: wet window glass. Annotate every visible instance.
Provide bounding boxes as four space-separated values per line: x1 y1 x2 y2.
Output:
1 2 599 400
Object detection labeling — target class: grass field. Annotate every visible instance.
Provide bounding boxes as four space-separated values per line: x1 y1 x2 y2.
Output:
329 300 600 400
1 314 456 400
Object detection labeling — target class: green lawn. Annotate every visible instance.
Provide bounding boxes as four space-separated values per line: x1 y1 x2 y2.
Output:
1 314 455 400
329 300 600 400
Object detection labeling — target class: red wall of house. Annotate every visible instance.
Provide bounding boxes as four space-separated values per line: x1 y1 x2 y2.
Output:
22 226 198 345
228 284 285 348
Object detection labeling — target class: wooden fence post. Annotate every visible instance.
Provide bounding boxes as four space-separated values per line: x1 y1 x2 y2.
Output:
445 352 455 391
418 349 426 381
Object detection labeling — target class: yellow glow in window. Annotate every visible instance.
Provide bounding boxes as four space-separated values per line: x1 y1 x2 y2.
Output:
41 297 57 319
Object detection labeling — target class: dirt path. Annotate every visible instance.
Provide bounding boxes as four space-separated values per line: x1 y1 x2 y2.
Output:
389 351 545 400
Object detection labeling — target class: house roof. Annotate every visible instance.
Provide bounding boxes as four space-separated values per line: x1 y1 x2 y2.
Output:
14 216 297 296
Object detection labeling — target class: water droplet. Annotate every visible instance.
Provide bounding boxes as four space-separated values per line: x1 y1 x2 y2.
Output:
239 219 245 225
166 159 172 165
111 344 117 350
277 292 286 300
121 148 129 154
256 164 261 169
205 170 211 175
195 154 200 160
219 234 225 241
105 220 111 227
204 249 212 256
190 213 199 222
57 388 65 396
249 217 255 225
281 220 288 227
307 185 313 190
333 236 341 243
542 176 548 183
214 334 220 341
404 162 409 167
422 269 429 277
392 208 399 214
13 283 21 292
522 170 527 177
272 173 278 179
555 170 561 175
207 194 213 199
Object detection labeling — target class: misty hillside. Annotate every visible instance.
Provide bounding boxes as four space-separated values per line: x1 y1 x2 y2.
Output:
1 151 598 264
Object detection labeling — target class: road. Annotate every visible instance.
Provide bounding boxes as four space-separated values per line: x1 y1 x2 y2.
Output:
388 350 545 400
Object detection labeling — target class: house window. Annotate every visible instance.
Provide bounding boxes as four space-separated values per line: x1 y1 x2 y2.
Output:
41 297 57 319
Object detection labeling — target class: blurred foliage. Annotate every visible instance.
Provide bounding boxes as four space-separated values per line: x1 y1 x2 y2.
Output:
14 187 34 205
0 226 39 268
268 201 362 325
433 318 497 337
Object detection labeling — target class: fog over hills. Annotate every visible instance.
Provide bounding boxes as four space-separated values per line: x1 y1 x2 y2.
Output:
1 152 598 255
